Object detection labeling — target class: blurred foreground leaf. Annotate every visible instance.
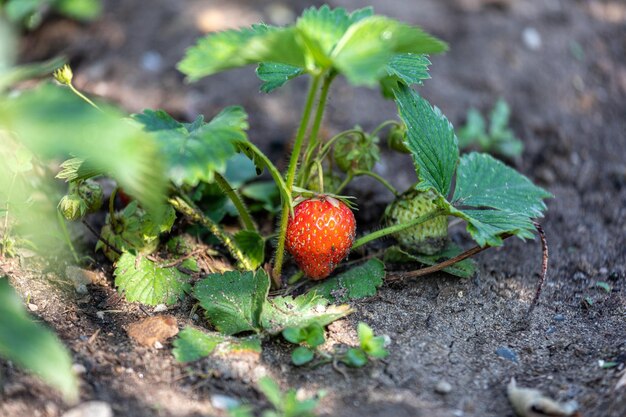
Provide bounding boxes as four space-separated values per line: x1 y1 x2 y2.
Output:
0 278 78 401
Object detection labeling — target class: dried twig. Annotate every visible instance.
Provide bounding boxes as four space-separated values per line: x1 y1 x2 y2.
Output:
81 219 122 255
386 234 512 282
528 222 548 315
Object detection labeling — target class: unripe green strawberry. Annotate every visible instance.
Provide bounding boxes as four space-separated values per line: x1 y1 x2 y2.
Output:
286 196 356 280
333 131 380 173
386 124 410 154
78 180 103 213
384 189 448 255
58 193 87 221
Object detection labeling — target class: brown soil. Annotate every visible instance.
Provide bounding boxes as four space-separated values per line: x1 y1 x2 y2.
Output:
2 0 625 416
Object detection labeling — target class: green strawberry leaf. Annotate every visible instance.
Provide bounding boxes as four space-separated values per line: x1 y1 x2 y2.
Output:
179 6 446 89
260 292 352 335
332 16 447 86
383 244 476 278
178 24 307 81
343 348 368 367
393 85 550 248
291 346 315 366
193 270 270 335
256 62 304 93
452 152 551 217
235 141 292 210
296 5 373 58
233 230 265 270
172 326 261 363
114 252 191 306
96 201 175 262
0 278 78 401
241 181 281 213
133 106 248 187
449 207 537 247
394 84 458 197
380 53 432 98
311 259 385 302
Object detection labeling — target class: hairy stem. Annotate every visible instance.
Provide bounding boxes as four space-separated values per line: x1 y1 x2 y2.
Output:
169 195 253 270
214 172 256 231
299 73 335 187
57 210 80 263
334 172 354 194
352 209 445 250
352 170 399 196
272 75 322 284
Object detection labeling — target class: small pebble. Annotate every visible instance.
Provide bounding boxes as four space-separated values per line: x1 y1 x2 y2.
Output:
62 401 113 417
28 303 39 312
599 267 608 275
71 363 87 375
546 326 556 335
553 314 566 322
211 394 240 410
496 346 518 363
522 27 542 50
153 304 168 313
141 51 163 73
96 311 105 320
435 381 452 394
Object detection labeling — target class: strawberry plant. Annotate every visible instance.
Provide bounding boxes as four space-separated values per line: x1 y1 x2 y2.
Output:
0 4 552 377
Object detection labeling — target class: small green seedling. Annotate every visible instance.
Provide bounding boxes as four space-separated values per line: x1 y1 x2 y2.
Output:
342 322 389 368
229 376 324 417
458 99 524 159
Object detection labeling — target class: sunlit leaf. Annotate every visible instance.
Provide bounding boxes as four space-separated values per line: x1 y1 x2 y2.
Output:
260 292 352 335
193 270 270 335
312 259 385 302
333 16 447 86
172 326 261 363
114 252 191 305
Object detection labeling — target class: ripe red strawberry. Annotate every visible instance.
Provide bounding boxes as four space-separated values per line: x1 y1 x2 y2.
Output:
286 196 356 280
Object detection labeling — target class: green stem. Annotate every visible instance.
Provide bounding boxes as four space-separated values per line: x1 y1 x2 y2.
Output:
352 170 399 196
334 172 354 194
109 187 118 228
299 73 335 186
214 172 256 231
169 195 253 270
371 120 400 138
315 160 325 193
69 84 101 111
272 75 322 283
319 129 366 160
352 209 445 250
56 210 80 263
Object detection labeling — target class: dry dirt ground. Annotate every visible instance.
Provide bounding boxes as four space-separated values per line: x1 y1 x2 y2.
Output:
1 0 626 416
